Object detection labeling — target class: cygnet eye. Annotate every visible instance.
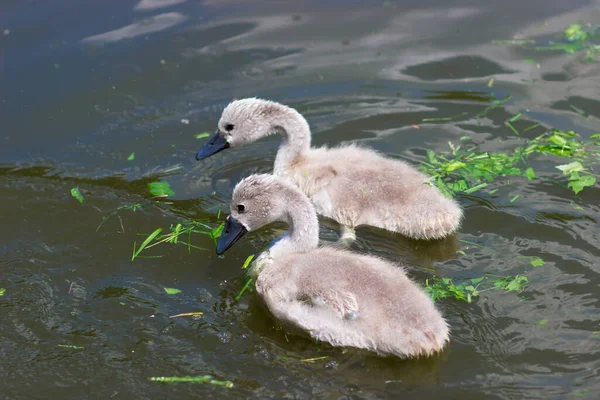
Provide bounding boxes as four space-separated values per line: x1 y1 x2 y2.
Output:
237 204 245 213
224 123 234 132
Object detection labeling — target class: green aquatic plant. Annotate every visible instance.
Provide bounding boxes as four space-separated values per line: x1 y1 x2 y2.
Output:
536 23 600 62
425 274 529 303
164 287 181 295
96 203 144 232
421 142 528 197
524 130 600 194
148 181 174 197
131 220 224 260
70 187 85 204
524 130 589 158
234 277 253 301
494 22 600 62
422 128 600 197
556 161 597 194
195 132 210 139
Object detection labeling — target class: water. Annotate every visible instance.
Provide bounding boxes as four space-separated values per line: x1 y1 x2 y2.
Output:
1 0 600 398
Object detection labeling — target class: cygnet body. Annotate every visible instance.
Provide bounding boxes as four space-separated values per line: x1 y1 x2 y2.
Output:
216 174 450 358
196 98 463 241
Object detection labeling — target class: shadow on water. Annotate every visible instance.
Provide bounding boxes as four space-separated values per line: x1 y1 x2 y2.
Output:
1 0 600 398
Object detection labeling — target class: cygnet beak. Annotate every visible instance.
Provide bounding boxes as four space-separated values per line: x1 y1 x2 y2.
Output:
216 216 248 255
196 130 230 160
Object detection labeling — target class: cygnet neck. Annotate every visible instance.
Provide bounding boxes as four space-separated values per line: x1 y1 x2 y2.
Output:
270 105 312 175
271 183 320 257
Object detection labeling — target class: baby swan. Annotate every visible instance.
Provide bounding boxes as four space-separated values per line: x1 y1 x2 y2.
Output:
196 98 462 241
216 174 450 358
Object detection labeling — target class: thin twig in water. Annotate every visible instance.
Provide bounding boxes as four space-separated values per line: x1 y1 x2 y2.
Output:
169 312 203 318
299 356 329 363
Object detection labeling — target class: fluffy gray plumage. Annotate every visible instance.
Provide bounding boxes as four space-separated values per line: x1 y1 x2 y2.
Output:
228 174 450 358
214 98 463 241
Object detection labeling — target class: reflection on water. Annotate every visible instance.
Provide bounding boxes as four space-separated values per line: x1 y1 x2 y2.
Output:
81 12 189 44
134 0 189 12
1 0 600 398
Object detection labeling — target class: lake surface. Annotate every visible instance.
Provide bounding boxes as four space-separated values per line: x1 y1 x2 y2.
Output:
1 0 600 398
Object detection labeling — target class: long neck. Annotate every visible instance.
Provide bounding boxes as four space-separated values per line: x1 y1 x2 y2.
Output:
248 184 319 279
270 185 319 257
272 107 311 175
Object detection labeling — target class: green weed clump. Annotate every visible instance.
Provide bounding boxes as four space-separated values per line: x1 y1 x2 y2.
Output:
425 274 529 303
525 130 600 194
421 142 528 197
421 129 600 197
494 22 600 62
536 23 600 62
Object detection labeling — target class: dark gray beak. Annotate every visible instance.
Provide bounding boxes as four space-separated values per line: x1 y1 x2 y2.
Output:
216 217 248 255
196 130 230 161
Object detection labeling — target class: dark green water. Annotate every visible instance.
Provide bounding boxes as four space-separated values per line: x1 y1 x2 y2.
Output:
1 0 599 398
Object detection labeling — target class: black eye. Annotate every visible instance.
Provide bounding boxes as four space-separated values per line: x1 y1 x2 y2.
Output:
224 123 234 132
237 204 245 213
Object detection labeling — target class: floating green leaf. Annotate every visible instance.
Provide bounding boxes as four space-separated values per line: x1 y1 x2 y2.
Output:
150 376 233 388
195 132 211 139
148 181 174 197
71 188 85 204
164 287 182 295
564 24 586 42
444 161 466 172
556 161 584 174
127 152 135 161
568 173 596 195
510 194 520 203
525 167 536 180
0 288 5 296
530 258 545 267
537 319 548 326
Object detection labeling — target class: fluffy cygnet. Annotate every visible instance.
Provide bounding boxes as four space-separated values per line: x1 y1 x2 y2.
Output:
196 98 463 241
216 173 450 358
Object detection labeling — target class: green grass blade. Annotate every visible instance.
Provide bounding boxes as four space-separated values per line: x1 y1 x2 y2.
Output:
463 183 488 194
132 228 163 261
234 277 253 301
241 254 255 269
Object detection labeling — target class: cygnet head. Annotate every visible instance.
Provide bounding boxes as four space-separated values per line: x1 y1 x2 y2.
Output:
195 98 309 160
216 174 298 255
